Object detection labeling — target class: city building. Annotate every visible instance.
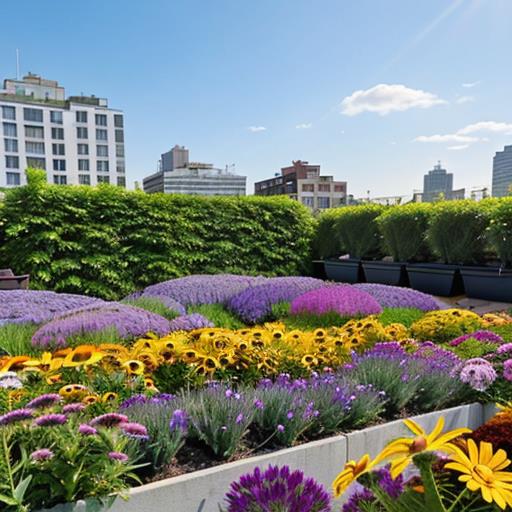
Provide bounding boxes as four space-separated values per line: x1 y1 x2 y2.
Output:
0 73 125 188
422 161 464 202
254 160 347 211
143 145 246 196
492 145 512 197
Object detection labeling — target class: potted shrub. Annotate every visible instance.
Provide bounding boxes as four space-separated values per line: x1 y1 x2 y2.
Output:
370 203 432 286
408 200 492 296
322 204 384 283
461 197 512 302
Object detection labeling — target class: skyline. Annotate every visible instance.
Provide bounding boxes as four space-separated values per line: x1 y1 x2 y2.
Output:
1 0 511 197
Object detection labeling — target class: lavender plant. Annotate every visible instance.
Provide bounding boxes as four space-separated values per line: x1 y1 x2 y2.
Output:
168 313 213 332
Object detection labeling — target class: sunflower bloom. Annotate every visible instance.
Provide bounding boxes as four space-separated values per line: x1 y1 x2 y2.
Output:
378 417 470 478
333 454 374 497
445 439 512 510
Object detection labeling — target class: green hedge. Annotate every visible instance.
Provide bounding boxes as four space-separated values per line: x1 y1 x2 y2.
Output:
0 170 315 299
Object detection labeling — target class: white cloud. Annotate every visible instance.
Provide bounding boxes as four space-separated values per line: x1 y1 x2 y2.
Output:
341 83 447 116
456 95 475 104
247 126 266 132
458 121 512 135
296 123 312 129
447 144 470 151
462 81 480 88
414 134 477 143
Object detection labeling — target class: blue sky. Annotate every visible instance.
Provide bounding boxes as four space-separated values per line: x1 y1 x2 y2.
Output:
1 0 511 197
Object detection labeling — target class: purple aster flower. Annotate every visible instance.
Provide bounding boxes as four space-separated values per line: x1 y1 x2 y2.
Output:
169 409 188 433
497 343 512 355
450 330 504 347
458 358 497 391
62 403 86 415
26 393 61 409
34 413 67 427
108 451 129 463
343 488 375 512
30 448 54 462
504 359 512 382
0 408 33 426
121 422 149 440
89 413 128 428
78 424 97 436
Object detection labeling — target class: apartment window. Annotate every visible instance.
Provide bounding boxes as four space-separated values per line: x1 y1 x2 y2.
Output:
317 197 331 209
115 130 124 143
318 183 331 192
97 160 109 172
117 176 126 187
6 172 20 186
96 129 107 141
2 106 15 120
116 162 125 173
77 143 89 155
26 157 46 170
301 197 314 207
302 184 314 192
52 143 65 155
334 184 345 193
50 111 63 124
25 125 44 139
95 114 107 126
51 127 64 140
23 108 43 123
53 159 66 171
5 155 19 169
4 139 18 152
78 159 90 171
3 123 17 137
77 127 88 139
96 145 108 157
114 114 123 128
116 144 125 158
53 175 67 185
76 111 88 123
78 174 91 185
97 175 110 184
25 141 45 155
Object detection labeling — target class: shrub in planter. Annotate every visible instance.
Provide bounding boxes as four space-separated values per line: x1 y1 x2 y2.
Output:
312 209 342 259
376 203 432 261
333 204 385 259
427 199 495 264
488 197 512 267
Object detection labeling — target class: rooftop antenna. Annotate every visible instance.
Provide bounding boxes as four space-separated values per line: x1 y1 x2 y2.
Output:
16 49 20 80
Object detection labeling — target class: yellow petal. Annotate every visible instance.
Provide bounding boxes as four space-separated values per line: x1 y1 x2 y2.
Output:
444 462 472 475
491 489 507 510
489 449 511 472
390 456 412 479
479 441 493 466
467 438 479 464
426 417 444 443
481 484 493 503
403 419 425 437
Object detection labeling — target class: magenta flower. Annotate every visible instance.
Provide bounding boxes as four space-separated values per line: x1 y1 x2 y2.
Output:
504 359 512 382
0 408 33 426
90 413 128 428
30 448 54 461
34 413 67 427
62 403 86 415
108 451 129 463
26 393 61 409
458 358 497 391
78 424 97 436
120 422 149 440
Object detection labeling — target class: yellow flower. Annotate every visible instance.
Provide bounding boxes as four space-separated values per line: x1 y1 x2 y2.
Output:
445 439 512 510
377 417 470 478
1 356 31 372
63 346 104 367
82 394 99 404
333 454 374 497
102 392 118 402
59 384 88 400
122 360 145 376
144 378 159 392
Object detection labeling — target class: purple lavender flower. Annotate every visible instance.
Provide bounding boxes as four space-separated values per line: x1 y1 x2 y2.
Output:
62 403 86 415
0 408 33 426
26 393 61 410
290 285 382 317
450 330 504 347
354 283 440 311
224 465 332 512
119 394 148 409
168 313 213 332
78 424 97 436
0 371 22 389
342 488 375 512
169 409 188 432
30 448 54 462
277 424 285 432
458 358 497 391
504 359 512 382
497 343 512 355
121 422 149 440
90 413 128 428
34 413 67 427
108 451 129 463
235 413 244 424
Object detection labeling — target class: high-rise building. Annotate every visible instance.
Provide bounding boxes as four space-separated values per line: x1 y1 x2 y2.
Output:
492 145 512 197
254 160 347 211
143 145 246 196
0 73 125 188
422 162 463 202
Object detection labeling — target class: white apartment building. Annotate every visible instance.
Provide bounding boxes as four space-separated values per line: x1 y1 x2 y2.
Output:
0 73 125 188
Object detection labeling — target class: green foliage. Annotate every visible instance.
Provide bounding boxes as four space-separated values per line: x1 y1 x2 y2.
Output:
0 184 315 299
123 297 180 321
312 209 341 258
282 312 350 331
427 199 495 264
488 323 512 342
376 203 432 262
187 304 244 330
444 338 497 360
487 197 512 267
0 323 38 357
333 204 386 259
152 362 195 393
378 307 424 328
25 167 47 189
270 301 291 320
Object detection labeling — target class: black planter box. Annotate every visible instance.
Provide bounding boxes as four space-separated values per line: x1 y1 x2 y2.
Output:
311 260 327 280
406 263 464 296
361 261 409 287
460 267 512 302
324 259 365 284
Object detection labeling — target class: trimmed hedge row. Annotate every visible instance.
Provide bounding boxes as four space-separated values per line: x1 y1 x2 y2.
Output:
0 170 316 299
315 198 512 266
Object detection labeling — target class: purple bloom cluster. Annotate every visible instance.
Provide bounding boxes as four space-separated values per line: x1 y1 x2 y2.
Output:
497 343 512 355
0 408 33 426
504 359 512 382
26 393 61 410
457 358 497 391
354 283 439 311
90 412 128 428
411 342 461 372
449 330 504 347
0 290 103 325
34 413 67 427
168 313 213 332
32 302 172 348
228 277 325 323
169 409 188 432
108 451 129 463
137 274 267 307
290 285 382 317
224 465 332 512
120 421 149 440
30 448 54 462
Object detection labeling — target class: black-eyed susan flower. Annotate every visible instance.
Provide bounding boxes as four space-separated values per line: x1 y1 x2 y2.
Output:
63 346 104 368
333 454 375 497
121 360 145 376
